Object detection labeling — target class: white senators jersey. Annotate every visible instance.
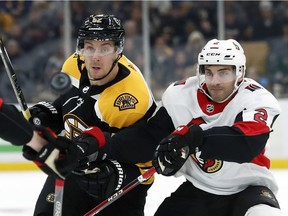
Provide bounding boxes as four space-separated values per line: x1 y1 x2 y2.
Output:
160 76 281 195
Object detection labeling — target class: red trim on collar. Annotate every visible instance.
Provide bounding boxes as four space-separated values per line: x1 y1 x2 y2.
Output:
197 85 234 115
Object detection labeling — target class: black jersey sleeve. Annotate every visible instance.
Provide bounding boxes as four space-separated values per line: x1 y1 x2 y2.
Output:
0 103 33 146
106 107 175 163
201 125 269 163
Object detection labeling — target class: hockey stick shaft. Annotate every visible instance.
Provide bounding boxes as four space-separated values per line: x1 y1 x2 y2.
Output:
84 167 156 216
54 178 65 216
0 38 64 216
0 38 31 120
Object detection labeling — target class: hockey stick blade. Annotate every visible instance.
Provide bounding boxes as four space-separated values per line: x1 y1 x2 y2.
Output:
84 167 156 216
0 38 31 120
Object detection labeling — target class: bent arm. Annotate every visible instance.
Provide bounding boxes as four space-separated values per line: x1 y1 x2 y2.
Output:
106 107 175 163
201 110 279 163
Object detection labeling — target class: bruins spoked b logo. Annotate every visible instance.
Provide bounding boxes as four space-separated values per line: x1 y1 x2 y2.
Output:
46 193 55 203
114 93 138 111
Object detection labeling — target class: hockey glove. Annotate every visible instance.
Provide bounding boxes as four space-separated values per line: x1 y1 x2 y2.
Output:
22 126 74 180
23 126 106 179
29 101 63 134
152 125 203 176
72 160 139 199
72 126 107 171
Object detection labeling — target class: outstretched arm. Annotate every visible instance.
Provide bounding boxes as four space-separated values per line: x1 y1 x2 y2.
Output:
0 98 34 146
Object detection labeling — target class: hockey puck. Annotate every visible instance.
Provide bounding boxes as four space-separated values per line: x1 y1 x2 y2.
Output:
50 72 72 94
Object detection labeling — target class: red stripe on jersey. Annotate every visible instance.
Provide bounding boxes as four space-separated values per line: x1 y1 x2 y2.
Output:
0 98 3 110
234 121 271 168
233 121 270 136
188 117 206 126
251 150 270 169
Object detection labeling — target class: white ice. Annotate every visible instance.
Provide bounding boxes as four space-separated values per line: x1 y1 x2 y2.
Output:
0 170 287 216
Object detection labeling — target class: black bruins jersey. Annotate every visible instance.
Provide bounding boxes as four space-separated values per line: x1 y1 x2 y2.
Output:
52 53 156 184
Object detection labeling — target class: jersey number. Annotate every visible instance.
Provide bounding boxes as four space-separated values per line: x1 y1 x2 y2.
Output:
254 108 267 125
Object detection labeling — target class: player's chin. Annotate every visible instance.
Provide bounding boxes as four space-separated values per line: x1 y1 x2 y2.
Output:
88 70 103 79
211 94 225 102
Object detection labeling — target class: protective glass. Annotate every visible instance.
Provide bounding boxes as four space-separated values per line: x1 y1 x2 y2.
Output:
81 44 116 57
204 68 237 84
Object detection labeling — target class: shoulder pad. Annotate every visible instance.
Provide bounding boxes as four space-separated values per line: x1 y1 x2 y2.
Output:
61 53 83 80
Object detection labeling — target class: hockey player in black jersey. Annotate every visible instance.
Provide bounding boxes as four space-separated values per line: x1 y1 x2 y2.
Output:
27 14 156 216
48 39 284 215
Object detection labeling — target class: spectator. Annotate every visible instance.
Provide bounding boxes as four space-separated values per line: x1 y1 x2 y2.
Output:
151 35 174 99
266 23 288 97
251 1 283 40
185 30 206 66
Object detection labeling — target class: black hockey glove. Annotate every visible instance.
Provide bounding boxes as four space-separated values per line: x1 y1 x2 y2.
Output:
22 126 75 180
72 126 108 172
23 126 106 179
72 160 139 199
49 126 107 176
29 101 63 134
152 125 203 176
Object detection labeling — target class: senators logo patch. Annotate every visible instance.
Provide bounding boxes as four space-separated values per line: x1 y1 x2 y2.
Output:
114 93 138 110
192 154 223 173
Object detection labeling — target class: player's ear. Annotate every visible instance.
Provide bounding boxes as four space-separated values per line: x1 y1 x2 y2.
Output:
238 67 245 82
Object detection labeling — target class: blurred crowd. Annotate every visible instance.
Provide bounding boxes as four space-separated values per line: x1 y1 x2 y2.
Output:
0 0 287 102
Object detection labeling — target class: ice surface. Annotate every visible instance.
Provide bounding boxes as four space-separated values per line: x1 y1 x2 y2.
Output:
0 170 287 216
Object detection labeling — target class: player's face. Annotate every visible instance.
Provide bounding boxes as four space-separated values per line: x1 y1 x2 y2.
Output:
82 40 118 84
204 65 236 102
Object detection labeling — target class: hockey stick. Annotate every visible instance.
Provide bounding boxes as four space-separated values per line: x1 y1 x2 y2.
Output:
84 167 156 216
0 37 31 120
0 37 64 216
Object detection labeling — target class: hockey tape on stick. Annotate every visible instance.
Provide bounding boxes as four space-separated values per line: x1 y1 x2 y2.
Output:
0 38 64 216
84 167 156 216
0 37 31 120
54 178 64 216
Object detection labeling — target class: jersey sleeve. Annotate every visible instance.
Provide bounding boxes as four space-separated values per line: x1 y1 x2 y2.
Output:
61 53 82 88
106 106 175 163
0 102 33 146
201 88 281 165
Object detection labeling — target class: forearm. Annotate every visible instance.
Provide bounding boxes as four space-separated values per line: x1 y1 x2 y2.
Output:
0 102 34 145
26 131 47 152
201 123 269 163
107 107 175 163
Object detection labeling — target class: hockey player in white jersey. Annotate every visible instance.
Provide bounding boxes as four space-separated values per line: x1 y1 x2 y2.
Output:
150 39 284 216
43 38 284 215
